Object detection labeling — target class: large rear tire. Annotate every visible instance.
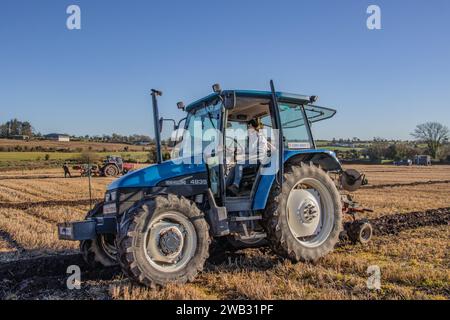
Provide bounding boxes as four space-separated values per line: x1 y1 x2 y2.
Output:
116 194 210 287
103 164 119 177
80 203 118 268
263 162 342 262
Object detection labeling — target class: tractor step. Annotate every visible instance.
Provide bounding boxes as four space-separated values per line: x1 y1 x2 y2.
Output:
224 197 252 212
236 232 267 241
206 189 230 236
230 215 262 222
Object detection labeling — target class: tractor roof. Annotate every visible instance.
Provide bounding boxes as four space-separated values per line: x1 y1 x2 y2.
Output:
186 90 336 122
186 90 312 111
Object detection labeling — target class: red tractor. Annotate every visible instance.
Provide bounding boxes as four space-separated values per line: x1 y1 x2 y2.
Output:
101 156 134 177
74 156 135 177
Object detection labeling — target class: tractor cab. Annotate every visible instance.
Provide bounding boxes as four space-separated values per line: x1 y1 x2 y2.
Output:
170 87 342 214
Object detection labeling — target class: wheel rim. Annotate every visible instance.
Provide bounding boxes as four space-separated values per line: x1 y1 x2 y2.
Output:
99 234 117 260
143 212 197 273
105 166 117 176
286 178 335 248
359 224 372 242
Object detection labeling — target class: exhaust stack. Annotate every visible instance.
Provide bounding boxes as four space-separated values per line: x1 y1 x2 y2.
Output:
151 89 163 164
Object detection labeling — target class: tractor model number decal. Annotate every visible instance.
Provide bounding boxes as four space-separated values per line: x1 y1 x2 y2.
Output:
288 142 311 149
189 179 208 185
164 178 207 186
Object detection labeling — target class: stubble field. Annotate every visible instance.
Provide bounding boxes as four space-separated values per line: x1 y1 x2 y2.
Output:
0 165 449 300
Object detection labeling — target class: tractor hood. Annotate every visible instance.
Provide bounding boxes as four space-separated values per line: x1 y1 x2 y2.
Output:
107 158 207 190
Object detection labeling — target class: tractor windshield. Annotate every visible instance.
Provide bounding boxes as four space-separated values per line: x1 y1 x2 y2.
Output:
175 99 222 159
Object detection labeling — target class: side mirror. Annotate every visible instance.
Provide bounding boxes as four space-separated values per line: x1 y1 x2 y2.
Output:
159 118 177 133
223 91 236 110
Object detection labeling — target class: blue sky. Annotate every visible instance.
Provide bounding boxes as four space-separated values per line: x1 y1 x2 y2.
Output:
0 0 449 140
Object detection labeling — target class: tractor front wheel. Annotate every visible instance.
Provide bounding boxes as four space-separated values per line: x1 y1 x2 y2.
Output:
264 162 342 262
116 195 210 287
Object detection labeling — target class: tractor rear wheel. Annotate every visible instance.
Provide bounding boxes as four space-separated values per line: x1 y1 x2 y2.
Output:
80 203 118 268
116 194 210 287
264 162 342 262
103 164 119 177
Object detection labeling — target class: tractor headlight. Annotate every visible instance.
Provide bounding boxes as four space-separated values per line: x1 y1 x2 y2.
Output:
103 190 118 214
104 190 117 203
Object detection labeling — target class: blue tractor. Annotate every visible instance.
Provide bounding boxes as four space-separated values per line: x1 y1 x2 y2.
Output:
58 81 370 287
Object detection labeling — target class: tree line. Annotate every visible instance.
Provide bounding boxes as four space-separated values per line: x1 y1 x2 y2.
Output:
71 134 155 144
0 119 155 144
1 119 448 161
335 122 449 162
0 119 33 137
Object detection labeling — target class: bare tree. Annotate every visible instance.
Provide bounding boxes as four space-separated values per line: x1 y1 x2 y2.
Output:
411 122 449 158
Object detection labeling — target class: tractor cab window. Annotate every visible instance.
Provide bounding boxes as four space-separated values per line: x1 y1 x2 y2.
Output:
303 105 336 123
278 103 313 149
178 100 222 159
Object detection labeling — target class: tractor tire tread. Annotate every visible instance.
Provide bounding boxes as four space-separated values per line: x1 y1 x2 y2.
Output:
116 194 210 287
263 162 342 262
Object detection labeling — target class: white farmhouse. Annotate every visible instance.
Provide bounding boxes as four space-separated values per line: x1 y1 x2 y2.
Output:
44 133 71 142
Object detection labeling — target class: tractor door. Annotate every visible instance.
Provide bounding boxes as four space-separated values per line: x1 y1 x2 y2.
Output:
222 88 283 211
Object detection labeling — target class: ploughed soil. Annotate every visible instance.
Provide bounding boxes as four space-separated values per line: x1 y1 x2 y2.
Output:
363 180 450 190
369 207 449 236
1 207 448 300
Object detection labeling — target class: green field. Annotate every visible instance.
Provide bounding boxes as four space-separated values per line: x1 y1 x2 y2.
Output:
315 141 365 152
318 145 365 151
0 152 150 164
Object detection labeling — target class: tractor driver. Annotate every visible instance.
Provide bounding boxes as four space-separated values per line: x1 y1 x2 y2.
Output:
227 119 274 196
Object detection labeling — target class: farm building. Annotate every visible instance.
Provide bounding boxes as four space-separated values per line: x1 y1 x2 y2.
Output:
44 133 71 142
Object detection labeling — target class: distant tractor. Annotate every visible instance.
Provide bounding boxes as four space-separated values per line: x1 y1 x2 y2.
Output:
101 156 134 177
58 81 371 288
414 155 431 166
74 156 135 177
